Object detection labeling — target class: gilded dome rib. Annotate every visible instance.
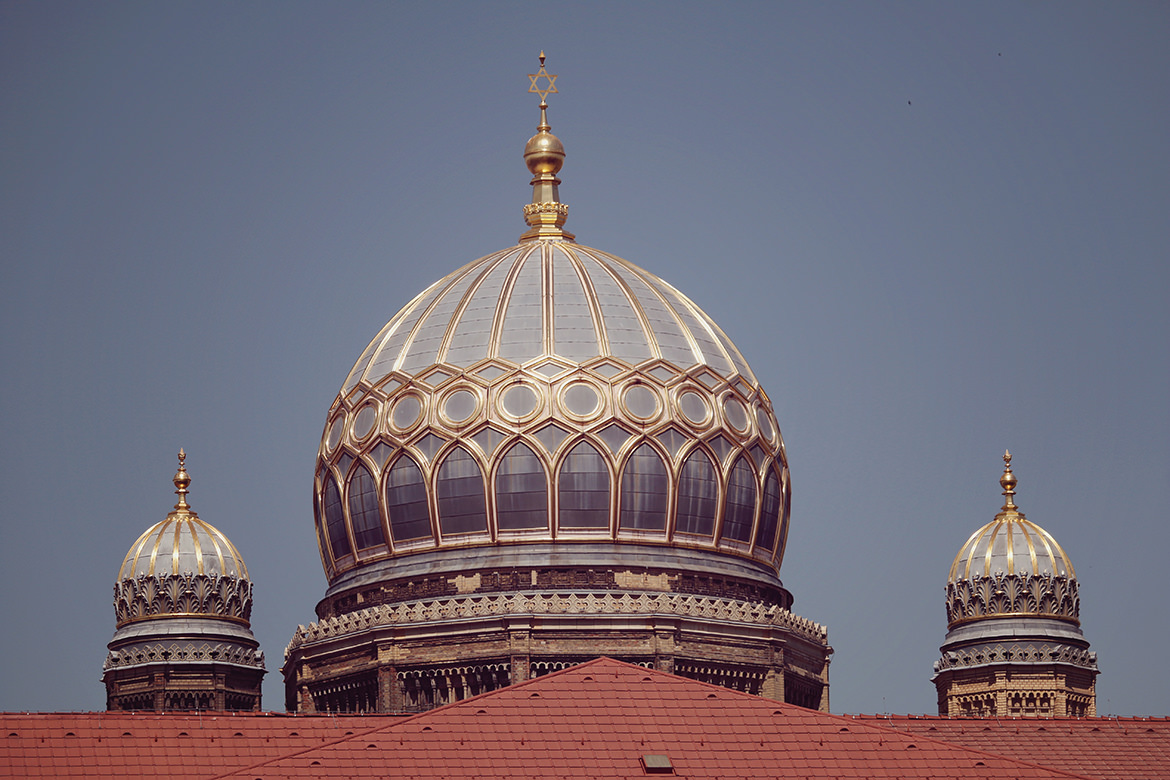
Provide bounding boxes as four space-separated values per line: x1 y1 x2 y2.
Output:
560 246 609 357
573 247 661 361
554 244 606 361
486 245 537 359
436 249 518 366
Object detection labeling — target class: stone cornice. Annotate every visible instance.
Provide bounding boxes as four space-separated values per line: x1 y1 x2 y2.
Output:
103 640 265 671
933 641 1098 674
285 592 827 659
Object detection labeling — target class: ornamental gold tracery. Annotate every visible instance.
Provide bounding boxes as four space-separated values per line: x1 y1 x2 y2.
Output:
313 352 789 583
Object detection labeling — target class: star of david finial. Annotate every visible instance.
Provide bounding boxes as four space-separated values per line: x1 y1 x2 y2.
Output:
528 51 558 104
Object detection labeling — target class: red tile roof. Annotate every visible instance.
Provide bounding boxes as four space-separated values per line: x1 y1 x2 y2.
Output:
853 714 1170 780
0 712 389 779
4 659 1163 779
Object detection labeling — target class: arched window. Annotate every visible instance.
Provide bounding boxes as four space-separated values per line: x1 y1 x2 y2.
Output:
755 467 781 551
435 447 487 535
347 464 385 550
313 478 331 565
675 449 717 537
558 441 610 529
322 473 352 558
619 443 668 531
495 442 548 531
385 455 431 542
722 456 756 543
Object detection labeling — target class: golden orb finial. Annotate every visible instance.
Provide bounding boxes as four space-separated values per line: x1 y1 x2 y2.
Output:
999 449 1019 512
173 448 192 512
521 52 574 243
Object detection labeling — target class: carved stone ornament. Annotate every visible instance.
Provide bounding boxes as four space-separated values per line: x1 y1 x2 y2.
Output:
945 571 1079 627
934 642 1097 673
104 641 265 670
113 573 254 626
285 591 827 658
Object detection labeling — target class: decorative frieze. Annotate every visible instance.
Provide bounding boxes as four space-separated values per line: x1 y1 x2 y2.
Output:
113 573 253 625
934 642 1097 673
945 572 1079 626
285 591 827 658
104 640 264 670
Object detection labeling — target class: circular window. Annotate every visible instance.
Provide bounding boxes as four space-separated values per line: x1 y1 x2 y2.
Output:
391 395 422 430
443 389 478 424
756 406 775 441
723 397 750 432
563 382 600 417
501 384 539 418
325 415 345 450
352 404 377 440
678 390 710 426
623 384 659 420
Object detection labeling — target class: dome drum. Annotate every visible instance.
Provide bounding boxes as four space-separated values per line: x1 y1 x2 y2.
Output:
313 329 791 593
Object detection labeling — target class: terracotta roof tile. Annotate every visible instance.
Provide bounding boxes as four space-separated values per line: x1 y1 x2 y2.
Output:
6 661 1164 779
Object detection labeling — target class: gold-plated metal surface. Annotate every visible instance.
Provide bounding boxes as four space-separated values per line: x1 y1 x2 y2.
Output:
527 51 558 102
520 53 574 242
944 452 1080 627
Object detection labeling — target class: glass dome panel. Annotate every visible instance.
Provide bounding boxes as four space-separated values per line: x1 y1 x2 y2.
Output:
755 468 781 552
347 464 385 550
619 443 668 531
435 447 488 535
385 455 432 542
722 456 756 543
322 474 351 558
558 441 610 529
676 449 717 537
495 442 548 531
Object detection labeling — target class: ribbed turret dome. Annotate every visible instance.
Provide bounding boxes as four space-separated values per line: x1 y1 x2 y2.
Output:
943 452 1080 629
113 451 253 626
311 72 791 612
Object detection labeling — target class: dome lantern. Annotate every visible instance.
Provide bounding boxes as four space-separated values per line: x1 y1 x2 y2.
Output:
520 52 574 243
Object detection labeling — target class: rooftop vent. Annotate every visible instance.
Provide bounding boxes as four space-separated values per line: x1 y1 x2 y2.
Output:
642 754 674 774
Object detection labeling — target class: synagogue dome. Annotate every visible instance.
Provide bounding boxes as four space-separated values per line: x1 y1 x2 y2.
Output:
311 72 791 614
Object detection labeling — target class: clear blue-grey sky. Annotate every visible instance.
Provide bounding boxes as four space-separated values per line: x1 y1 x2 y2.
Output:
2 2 1167 715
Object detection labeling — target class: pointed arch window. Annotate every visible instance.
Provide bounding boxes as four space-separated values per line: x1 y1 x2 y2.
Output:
675 449 717 537
559 441 610 529
755 467 781 552
722 456 756 543
385 454 432 542
619 443 668 531
347 463 385 550
435 447 487 535
322 473 352 558
495 442 548 531
314 480 331 565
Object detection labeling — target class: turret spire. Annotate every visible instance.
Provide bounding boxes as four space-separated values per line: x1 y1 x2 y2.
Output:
998 449 1020 514
520 52 574 242
172 448 193 514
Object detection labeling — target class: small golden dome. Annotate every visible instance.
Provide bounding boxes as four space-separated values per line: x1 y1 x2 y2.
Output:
117 450 250 581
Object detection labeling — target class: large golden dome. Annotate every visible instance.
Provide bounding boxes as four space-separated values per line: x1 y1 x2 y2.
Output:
311 69 790 611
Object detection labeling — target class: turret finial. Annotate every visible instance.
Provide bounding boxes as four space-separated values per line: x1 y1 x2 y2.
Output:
173 448 192 512
521 52 574 242
999 449 1018 512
